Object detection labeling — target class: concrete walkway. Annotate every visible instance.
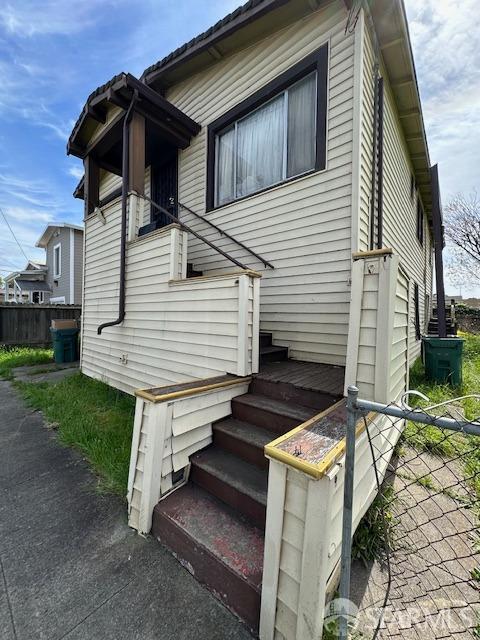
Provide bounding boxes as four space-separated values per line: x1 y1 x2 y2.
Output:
0 380 252 640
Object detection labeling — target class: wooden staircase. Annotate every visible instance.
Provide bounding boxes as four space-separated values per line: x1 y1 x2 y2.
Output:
152 336 344 633
427 306 457 336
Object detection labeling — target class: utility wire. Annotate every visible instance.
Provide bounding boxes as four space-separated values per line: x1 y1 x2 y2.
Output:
0 205 29 262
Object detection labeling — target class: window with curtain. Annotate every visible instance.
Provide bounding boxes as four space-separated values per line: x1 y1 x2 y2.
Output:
214 72 317 207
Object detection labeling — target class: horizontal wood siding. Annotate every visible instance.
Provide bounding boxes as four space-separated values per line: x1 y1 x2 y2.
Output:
166 2 355 367
360 23 433 364
82 192 257 393
275 468 308 638
128 382 250 533
391 267 409 400
327 413 402 578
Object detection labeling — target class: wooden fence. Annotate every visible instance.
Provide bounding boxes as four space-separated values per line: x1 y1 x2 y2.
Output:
0 304 82 347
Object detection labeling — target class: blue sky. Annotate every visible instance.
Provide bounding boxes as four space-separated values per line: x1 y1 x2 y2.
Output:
0 0 479 293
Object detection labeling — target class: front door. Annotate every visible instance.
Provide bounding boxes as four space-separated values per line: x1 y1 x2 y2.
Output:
151 152 178 228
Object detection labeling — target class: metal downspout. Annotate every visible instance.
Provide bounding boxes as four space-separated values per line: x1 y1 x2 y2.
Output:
97 90 138 335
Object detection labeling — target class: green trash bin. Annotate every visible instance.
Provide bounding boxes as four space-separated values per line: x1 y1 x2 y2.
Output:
422 336 464 386
50 328 79 364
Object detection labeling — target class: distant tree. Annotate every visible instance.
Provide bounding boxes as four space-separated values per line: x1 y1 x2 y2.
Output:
444 191 480 288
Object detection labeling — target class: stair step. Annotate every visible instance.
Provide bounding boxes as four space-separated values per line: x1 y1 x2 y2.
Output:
259 332 272 348
259 344 288 364
250 376 339 411
213 418 275 470
232 393 314 434
152 483 263 633
190 447 267 529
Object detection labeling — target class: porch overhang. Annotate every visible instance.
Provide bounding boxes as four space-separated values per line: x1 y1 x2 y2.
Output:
67 72 201 174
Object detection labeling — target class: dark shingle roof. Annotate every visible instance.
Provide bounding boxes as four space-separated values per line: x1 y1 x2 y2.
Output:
67 72 126 153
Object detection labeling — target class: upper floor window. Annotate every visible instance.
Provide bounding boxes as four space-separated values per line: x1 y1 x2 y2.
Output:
207 43 328 210
416 199 424 245
53 243 61 278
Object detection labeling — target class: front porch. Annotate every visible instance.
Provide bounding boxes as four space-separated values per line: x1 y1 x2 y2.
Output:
131 357 345 634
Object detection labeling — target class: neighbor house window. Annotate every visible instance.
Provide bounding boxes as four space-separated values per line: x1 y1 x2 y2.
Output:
416 199 424 245
53 243 61 278
206 43 328 210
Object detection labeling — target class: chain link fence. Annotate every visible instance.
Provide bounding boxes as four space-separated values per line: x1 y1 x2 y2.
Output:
335 387 480 639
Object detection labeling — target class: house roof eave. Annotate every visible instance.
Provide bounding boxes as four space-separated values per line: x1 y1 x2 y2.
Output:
35 223 84 248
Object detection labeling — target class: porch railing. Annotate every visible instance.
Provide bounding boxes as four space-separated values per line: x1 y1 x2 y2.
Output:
138 193 274 271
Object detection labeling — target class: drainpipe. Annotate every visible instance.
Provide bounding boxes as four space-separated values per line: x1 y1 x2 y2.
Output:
97 90 138 335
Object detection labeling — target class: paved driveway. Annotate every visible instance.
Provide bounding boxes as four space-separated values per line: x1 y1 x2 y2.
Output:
0 380 252 640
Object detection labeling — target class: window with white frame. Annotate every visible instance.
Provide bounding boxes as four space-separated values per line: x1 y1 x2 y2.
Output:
53 243 61 278
206 43 329 210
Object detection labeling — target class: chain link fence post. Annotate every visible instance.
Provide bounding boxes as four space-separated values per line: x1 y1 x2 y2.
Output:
339 384 359 640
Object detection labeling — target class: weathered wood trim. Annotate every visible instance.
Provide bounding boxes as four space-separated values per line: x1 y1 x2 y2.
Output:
259 460 287 640
252 277 260 374
128 112 146 195
138 402 171 534
169 226 181 280
127 397 145 507
237 274 249 377
127 222 182 246
374 254 399 402
168 269 262 285
265 401 374 479
83 155 100 216
350 8 365 254
135 374 252 404
352 247 393 259
344 257 365 394
296 474 335 639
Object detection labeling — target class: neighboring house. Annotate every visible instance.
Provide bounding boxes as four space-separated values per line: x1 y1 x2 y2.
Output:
35 223 84 304
4 261 51 303
67 1 441 636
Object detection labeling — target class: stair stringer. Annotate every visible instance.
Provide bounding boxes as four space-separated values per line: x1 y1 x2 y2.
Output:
127 377 251 534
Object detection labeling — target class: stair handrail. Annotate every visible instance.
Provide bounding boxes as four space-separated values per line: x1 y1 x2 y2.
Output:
177 200 274 270
137 193 249 271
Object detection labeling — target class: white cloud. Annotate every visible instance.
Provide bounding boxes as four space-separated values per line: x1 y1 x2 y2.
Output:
0 1 119 37
68 166 84 181
405 0 480 198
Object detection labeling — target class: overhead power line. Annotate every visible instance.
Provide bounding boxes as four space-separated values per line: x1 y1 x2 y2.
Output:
0 205 29 262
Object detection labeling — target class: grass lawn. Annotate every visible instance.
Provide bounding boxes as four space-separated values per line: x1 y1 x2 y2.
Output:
406 331 480 499
353 331 480 565
0 346 135 497
0 345 54 379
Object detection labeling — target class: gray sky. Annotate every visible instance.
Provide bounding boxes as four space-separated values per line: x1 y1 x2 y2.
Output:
405 0 480 296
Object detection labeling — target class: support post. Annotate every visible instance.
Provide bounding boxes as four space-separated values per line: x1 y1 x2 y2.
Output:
431 164 446 337
83 155 100 217
339 385 359 640
127 112 145 241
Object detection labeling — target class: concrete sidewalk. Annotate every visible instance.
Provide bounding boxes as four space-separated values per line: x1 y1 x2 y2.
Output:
0 380 252 640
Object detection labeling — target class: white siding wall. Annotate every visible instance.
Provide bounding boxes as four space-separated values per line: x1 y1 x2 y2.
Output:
359 22 433 364
128 379 250 534
344 252 407 403
81 192 259 394
166 1 355 367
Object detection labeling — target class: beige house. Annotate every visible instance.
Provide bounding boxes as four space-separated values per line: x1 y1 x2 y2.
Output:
68 1 440 636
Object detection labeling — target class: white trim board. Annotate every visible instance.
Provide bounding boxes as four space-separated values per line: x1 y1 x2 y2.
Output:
69 228 75 304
